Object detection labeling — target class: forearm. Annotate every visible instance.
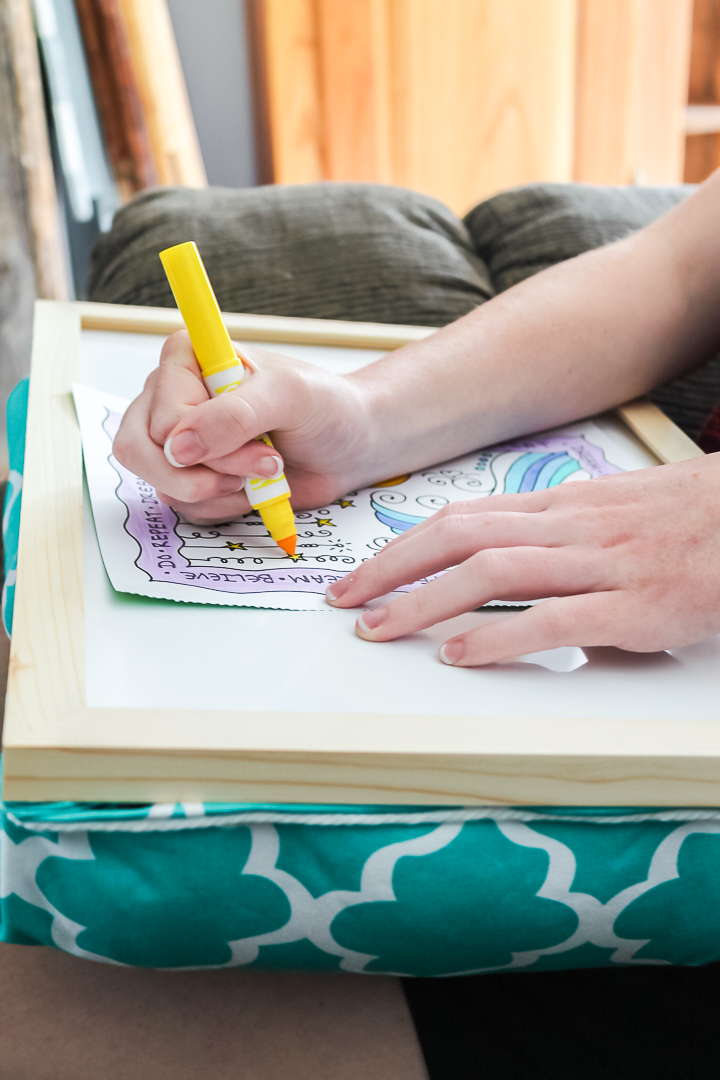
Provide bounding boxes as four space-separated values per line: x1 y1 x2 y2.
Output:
351 175 720 481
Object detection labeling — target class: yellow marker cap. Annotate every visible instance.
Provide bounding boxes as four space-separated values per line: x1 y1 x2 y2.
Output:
159 241 241 378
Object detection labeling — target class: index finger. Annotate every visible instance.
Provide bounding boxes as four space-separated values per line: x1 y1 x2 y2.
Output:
381 489 554 553
147 330 208 446
326 506 558 608
113 384 246 504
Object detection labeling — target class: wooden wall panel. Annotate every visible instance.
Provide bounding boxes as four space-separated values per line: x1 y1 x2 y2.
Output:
385 0 577 212
575 0 693 184
256 0 694 209
258 0 577 214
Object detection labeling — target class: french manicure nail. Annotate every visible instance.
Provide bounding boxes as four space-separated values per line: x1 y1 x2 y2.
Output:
439 641 464 666
356 607 387 636
326 574 353 602
258 456 284 479
164 437 187 468
166 430 204 465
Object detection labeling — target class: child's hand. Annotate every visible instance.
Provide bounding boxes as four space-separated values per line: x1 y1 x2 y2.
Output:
326 455 720 663
113 330 372 523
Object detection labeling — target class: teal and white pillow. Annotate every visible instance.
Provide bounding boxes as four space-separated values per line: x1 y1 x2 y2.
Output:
4 377 720 974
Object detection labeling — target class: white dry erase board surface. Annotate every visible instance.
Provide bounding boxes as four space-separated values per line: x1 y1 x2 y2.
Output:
4 300 719 807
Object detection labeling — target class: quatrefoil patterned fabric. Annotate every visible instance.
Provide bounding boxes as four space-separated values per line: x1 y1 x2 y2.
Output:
5 379 720 974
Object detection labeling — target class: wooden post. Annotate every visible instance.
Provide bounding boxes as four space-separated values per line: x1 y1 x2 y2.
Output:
74 0 158 201
3 0 69 300
0 0 70 475
118 0 207 187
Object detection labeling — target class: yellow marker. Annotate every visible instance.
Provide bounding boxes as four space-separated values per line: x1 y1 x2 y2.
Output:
159 241 297 557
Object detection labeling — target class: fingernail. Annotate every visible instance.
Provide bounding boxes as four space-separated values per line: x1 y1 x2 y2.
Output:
439 641 464 666
356 607 387 638
166 430 204 466
219 474 245 494
257 456 284 480
326 574 353 603
164 437 186 468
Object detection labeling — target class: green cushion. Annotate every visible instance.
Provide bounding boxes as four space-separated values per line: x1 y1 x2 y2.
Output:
88 182 494 327
463 181 693 293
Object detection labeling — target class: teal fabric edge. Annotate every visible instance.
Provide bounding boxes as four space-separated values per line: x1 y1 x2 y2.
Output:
4 377 717 829
3 377 29 637
6 792 720 832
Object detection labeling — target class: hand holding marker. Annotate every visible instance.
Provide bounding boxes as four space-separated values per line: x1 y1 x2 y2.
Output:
159 241 297 557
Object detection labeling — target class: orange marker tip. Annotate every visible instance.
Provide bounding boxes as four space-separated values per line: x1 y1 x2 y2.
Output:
278 535 297 557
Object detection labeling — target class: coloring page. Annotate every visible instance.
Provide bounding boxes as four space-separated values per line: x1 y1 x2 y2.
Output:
73 384 651 611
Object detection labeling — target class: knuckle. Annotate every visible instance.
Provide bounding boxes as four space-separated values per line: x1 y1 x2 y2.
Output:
159 329 190 365
164 472 209 505
143 368 160 393
112 426 134 468
396 587 425 625
180 508 225 526
184 472 219 503
212 394 255 443
434 510 468 546
592 596 625 643
227 392 255 425
179 494 246 527
361 553 395 591
148 414 172 446
470 547 511 586
433 501 456 521
538 603 572 644
456 499 482 517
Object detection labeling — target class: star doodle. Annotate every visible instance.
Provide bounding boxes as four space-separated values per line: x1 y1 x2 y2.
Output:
287 552 305 562
337 499 354 509
314 518 335 528
225 541 246 551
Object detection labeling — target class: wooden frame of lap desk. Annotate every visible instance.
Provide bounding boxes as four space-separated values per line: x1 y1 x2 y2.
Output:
2 299 710 805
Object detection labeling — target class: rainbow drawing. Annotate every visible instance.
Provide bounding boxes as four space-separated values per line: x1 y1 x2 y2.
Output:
370 492 424 534
499 451 581 493
369 435 619 535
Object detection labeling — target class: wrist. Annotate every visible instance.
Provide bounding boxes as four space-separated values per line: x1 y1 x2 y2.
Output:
344 364 407 487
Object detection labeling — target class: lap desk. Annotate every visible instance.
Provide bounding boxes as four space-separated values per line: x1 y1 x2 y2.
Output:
2 300 719 975
4 300 716 807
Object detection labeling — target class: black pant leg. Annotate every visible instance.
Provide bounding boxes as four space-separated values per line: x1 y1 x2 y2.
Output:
403 964 720 1080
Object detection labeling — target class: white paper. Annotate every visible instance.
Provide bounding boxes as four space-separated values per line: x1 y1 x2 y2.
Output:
73 383 652 611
